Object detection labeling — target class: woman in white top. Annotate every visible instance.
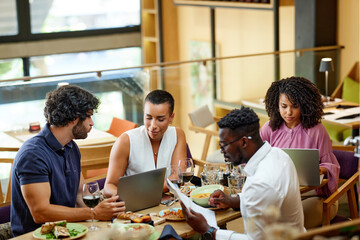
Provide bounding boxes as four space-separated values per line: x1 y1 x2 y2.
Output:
104 90 187 197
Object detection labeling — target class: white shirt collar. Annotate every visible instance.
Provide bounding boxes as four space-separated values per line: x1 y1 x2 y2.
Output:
244 141 271 177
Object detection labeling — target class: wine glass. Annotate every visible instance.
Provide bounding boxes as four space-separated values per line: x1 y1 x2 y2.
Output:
178 158 194 191
82 182 101 231
167 166 183 204
168 165 183 189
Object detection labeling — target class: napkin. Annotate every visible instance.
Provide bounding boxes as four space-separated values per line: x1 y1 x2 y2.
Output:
158 224 182 240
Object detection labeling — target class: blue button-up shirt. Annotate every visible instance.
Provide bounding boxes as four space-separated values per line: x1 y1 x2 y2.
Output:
11 123 81 236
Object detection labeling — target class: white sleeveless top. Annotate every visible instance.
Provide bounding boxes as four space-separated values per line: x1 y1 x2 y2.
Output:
125 125 177 178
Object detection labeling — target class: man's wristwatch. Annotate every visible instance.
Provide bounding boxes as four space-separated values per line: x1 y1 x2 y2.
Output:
203 226 216 240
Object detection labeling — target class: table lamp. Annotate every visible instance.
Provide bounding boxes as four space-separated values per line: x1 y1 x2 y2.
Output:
319 58 334 102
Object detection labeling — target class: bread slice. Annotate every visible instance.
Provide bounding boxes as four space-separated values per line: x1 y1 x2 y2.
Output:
40 220 67 234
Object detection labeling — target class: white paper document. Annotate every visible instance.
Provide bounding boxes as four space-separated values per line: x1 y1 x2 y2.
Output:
166 179 218 228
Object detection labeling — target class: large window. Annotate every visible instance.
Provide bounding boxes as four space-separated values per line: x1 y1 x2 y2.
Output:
0 0 140 42
0 1 143 125
0 0 18 36
0 58 23 80
30 47 141 76
30 0 140 34
0 0 141 78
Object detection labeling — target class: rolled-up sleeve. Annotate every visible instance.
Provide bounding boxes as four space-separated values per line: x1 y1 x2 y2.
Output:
315 126 340 196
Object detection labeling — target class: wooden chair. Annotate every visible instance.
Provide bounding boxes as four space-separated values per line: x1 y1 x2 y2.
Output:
188 105 224 165
106 117 138 137
0 151 16 204
322 149 359 225
296 218 360 240
86 117 136 179
331 61 359 100
0 147 19 151
79 143 113 179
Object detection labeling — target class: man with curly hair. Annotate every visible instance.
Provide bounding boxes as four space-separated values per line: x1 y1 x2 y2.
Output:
11 85 125 236
260 77 340 228
181 107 305 239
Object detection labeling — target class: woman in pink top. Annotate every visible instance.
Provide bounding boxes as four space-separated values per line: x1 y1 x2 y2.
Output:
260 76 340 228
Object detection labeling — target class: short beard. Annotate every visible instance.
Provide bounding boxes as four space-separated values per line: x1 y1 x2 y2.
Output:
72 120 88 139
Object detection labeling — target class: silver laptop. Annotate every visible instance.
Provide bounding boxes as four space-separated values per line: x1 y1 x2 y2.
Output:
117 168 166 212
281 148 320 186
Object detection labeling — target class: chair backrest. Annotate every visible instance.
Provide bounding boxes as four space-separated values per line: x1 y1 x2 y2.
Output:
106 117 138 137
331 61 359 99
189 105 215 128
0 151 16 204
79 143 113 179
333 149 358 179
188 105 219 161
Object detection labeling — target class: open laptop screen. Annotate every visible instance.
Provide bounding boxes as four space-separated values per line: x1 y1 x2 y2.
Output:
117 167 166 212
281 148 320 186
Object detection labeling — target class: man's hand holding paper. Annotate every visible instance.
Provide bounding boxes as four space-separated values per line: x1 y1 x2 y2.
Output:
166 178 218 229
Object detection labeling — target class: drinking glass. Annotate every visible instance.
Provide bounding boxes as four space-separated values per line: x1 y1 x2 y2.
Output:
178 158 194 189
228 175 245 197
201 164 220 186
168 166 183 189
167 166 183 205
82 182 101 231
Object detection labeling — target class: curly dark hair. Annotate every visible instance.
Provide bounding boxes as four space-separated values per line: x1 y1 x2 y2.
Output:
264 76 323 130
145 89 174 115
217 107 261 140
44 85 99 126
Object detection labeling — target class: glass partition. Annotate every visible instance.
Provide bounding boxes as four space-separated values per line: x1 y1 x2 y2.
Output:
0 46 345 159
1 45 357 201
144 47 343 158
0 69 148 132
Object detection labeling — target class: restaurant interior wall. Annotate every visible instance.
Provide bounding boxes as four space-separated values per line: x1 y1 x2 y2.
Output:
172 0 359 158
338 0 359 82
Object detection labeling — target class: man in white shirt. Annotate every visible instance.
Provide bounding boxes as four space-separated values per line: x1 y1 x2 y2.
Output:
181 107 305 240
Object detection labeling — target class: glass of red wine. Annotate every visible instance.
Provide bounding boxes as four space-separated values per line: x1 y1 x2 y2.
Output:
82 182 101 231
168 165 183 188
167 166 183 204
178 158 194 191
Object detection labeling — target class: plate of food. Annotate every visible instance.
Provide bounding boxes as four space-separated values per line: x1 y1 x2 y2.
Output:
190 184 224 207
108 223 159 240
158 208 185 221
114 212 153 225
33 221 88 239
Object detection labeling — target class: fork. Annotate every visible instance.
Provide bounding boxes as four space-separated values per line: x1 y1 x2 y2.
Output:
166 197 179 207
